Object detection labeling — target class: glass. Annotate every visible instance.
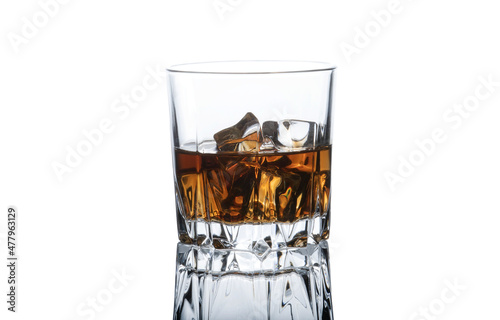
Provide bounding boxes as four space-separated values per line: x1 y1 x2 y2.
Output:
167 61 335 250
173 241 333 320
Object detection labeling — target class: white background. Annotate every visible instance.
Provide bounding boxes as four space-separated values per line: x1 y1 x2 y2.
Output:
1 0 500 319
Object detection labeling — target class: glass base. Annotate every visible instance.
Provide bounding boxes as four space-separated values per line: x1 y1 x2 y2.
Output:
178 213 330 250
173 241 333 320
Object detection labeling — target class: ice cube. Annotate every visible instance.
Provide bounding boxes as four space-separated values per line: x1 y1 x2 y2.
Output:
262 120 316 150
262 121 279 142
213 112 263 152
259 137 278 151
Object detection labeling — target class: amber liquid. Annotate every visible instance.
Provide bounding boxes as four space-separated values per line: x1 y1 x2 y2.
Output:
174 146 331 224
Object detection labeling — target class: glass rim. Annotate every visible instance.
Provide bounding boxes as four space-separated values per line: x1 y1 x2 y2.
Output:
167 60 336 75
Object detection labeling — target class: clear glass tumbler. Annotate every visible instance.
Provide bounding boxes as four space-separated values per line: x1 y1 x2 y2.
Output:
167 61 335 250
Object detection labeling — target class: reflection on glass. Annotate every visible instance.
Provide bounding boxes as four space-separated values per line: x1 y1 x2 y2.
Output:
173 241 333 320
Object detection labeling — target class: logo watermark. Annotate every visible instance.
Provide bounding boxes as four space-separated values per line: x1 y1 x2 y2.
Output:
51 64 166 182
408 278 466 320
7 0 73 53
76 268 134 320
212 0 244 20
340 0 419 63
385 74 500 191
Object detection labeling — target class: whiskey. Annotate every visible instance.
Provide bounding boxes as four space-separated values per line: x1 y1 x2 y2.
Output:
174 146 331 225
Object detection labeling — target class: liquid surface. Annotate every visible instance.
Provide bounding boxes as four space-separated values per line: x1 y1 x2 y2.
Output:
174 147 331 224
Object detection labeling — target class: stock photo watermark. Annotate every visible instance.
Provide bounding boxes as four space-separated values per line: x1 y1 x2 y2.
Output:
7 0 72 53
213 0 244 20
51 64 166 182
75 268 134 320
6 207 18 312
408 278 466 320
340 0 416 63
385 74 500 191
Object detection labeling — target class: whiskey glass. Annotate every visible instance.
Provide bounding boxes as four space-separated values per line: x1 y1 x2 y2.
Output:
167 61 335 250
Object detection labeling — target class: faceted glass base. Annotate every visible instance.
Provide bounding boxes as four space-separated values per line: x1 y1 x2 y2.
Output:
173 241 333 320
177 213 330 249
